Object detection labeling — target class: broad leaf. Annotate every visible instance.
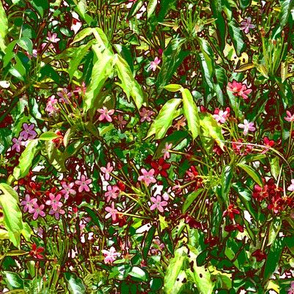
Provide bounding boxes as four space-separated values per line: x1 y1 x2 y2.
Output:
0 183 23 247
13 140 39 180
237 163 263 187
64 272 86 294
182 88 200 140
146 98 182 139
0 2 8 52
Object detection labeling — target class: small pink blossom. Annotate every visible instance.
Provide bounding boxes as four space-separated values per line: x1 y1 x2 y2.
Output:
285 111 294 122
97 107 115 122
287 180 294 192
21 194 37 213
148 57 161 72
102 246 120 264
73 82 86 95
47 32 60 43
100 162 114 180
240 17 255 34
45 193 63 211
20 123 37 140
105 185 120 202
162 143 172 160
139 107 155 122
31 203 45 220
138 168 156 186
60 182 76 200
45 95 59 116
150 193 169 213
288 281 294 294
173 116 186 130
227 80 252 100
116 114 127 129
238 119 256 136
11 137 23 152
75 175 92 192
49 206 65 220
213 107 230 124
57 88 72 104
105 202 118 221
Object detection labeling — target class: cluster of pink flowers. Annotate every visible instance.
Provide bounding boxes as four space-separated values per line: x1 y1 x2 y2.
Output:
11 123 37 153
227 80 252 100
213 107 230 124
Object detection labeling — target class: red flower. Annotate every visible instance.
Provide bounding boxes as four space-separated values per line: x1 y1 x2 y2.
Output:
29 243 44 259
150 158 171 177
252 184 269 201
225 224 244 233
252 249 267 261
185 215 202 229
223 204 240 220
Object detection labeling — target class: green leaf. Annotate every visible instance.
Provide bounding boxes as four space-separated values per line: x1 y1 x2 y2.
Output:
268 218 282 246
164 247 188 294
237 163 263 187
0 183 23 247
13 140 39 180
143 226 156 259
199 112 225 150
187 245 214 294
4 271 24 289
183 189 203 213
164 84 183 92
279 0 294 28
128 267 147 281
263 238 284 281
0 2 8 52
228 19 245 55
146 98 182 140
160 228 174 254
84 44 114 111
68 42 93 80
182 88 199 140
64 272 86 294
39 132 59 141
147 0 157 18
115 54 146 110
270 157 280 180
17 38 33 55
221 166 233 205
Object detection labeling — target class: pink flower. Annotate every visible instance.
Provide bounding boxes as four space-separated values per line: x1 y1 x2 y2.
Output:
75 175 92 192
213 107 230 124
45 95 59 116
57 88 72 104
240 17 255 34
100 162 114 181
150 193 169 213
116 114 127 129
238 119 256 136
49 206 65 220
60 182 76 200
105 202 118 221
227 80 252 100
73 82 86 95
138 168 156 186
21 194 37 213
31 203 45 220
287 180 294 192
139 107 155 122
285 111 294 122
105 185 120 202
47 32 60 43
11 137 23 152
45 193 63 211
148 57 161 72
288 281 294 294
20 123 37 140
162 143 172 160
97 107 115 122
102 246 120 264
173 116 186 130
